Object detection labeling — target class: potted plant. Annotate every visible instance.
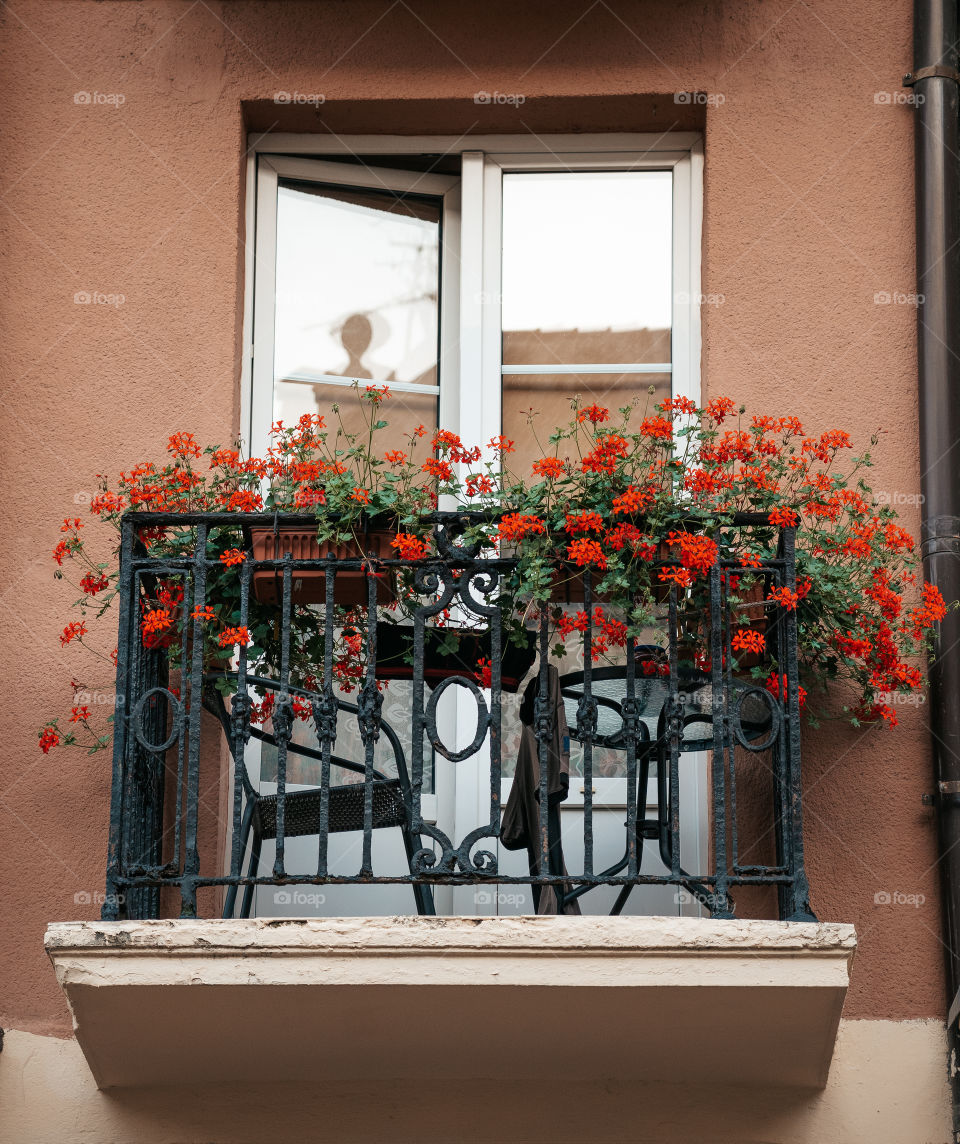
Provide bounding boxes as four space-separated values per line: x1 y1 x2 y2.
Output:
40 387 951 754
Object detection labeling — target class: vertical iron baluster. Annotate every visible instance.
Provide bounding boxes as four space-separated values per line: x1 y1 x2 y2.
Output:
102 517 136 920
229 558 252 880
488 585 502 839
535 607 551 886
667 587 683 881
624 637 639 878
781 525 815 920
272 554 294 879
357 561 382 877
314 559 336 878
768 546 790 916
118 569 144 905
181 524 208 918
130 643 168 919
171 569 191 877
724 567 740 874
580 572 595 877
707 563 731 916
410 584 427 837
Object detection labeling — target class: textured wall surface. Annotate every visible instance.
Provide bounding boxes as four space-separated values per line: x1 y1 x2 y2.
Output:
0 0 939 1041
1 1021 952 1144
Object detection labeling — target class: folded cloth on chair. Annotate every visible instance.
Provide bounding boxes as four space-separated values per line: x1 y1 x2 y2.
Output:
501 665 581 915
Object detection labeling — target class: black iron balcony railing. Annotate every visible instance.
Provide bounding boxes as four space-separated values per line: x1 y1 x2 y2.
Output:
102 511 815 923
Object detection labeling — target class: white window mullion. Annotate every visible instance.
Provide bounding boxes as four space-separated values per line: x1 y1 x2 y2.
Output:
480 156 504 444
250 157 279 461
670 145 703 406
456 151 488 451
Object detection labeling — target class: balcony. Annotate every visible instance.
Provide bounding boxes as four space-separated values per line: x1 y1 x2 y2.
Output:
47 510 854 1089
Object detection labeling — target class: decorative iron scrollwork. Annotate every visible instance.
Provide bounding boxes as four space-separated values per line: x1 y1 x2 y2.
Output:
230 691 252 748
731 685 782 752
434 514 484 561
425 676 490 762
357 681 384 746
576 693 599 742
106 509 814 926
131 686 181 753
457 566 500 618
311 688 338 744
272 692 294 744
455 829 498 876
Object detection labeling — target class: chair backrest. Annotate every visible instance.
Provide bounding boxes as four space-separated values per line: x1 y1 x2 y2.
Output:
556 656 777 755
203 673 414 800
557 648 666 749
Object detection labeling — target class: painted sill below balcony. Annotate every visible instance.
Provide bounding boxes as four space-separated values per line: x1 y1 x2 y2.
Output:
46 915 856 1090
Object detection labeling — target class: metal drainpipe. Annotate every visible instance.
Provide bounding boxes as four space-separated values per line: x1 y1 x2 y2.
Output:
910 0 960 1121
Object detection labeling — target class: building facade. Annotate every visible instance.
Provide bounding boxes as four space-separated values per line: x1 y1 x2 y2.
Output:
1 2 957 1141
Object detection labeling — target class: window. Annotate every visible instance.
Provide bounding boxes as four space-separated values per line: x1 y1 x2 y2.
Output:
245 136 703 464
243 134 704 917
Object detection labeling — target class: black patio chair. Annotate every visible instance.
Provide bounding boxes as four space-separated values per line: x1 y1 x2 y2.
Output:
554 656 775 915
205 675 435 919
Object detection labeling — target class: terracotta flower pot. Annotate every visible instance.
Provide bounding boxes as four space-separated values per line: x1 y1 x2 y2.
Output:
250 525 396 606
673 575 772 674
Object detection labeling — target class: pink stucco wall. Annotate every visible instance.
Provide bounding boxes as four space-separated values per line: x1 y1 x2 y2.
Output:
0 0 938 1035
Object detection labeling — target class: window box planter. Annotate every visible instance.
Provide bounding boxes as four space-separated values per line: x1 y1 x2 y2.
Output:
250 524 396 606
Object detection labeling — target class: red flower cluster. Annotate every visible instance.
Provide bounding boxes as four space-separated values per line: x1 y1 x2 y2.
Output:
466 474 495 497
612 485 653 516
577 404 610 424
218 626 251 648
581 434 630 475
565 511 604 534
60 621 87 647
767 586 800 611
566 538 607 570
142 608 172 635
498 514 546 543
731 629 766 656
79 573 110 595
391 533 429 560
532 457 565 479
666 532 718 575
639 416 673 441
168 432 201 460
39 726 60 753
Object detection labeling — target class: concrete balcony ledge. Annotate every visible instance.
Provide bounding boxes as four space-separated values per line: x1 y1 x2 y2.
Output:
46 915 856 1090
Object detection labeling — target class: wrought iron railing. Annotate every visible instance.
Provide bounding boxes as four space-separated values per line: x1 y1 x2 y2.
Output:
102 511 815 923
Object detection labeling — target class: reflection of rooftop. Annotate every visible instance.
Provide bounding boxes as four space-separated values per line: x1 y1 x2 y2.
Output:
503 326 670 370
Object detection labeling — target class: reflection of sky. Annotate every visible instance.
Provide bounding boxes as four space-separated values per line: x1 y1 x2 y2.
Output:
274 187 440 384
502 171 672 339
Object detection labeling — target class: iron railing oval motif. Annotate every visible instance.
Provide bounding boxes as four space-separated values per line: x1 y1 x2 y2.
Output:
131 686 181 753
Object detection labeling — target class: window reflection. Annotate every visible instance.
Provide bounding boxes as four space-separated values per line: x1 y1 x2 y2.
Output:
501 171 673 472
503 371 671 479
273 178 442 429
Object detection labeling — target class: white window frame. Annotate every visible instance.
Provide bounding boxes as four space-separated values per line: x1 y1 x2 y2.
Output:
242 132 703 457
249 154 461 461
241 133 706 917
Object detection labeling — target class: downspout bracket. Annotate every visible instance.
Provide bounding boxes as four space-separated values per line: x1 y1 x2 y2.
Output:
904 65 960 86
